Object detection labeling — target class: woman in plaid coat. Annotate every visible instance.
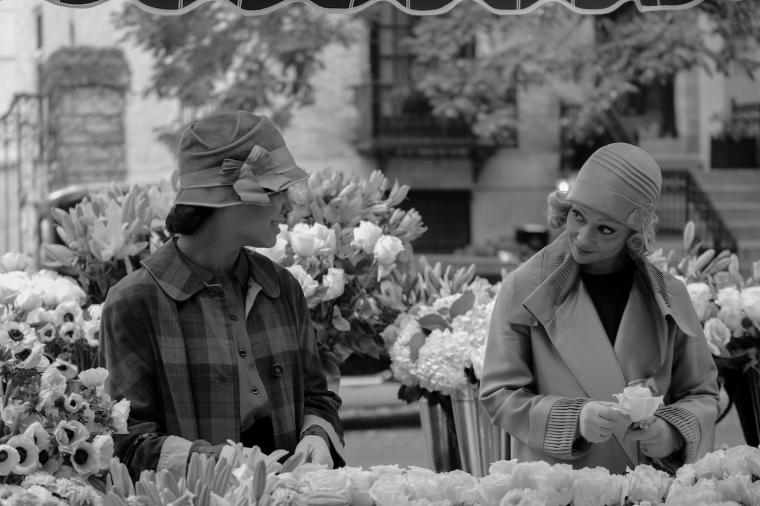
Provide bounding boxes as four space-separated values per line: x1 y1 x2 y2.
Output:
100 111 345 480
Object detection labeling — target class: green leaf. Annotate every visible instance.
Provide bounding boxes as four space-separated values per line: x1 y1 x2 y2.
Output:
450 290 475 319
40 243 77 268
418 313 451 332
356 336 382 359
408 332 427 362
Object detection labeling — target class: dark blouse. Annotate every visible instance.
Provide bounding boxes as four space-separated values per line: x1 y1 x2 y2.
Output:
580 263 636 346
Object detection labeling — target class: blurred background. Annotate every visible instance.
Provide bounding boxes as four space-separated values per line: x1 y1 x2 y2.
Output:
0 0 757 468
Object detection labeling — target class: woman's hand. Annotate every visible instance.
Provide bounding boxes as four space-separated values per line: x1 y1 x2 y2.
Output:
579 401 631 443
295 435 333 468
626 417 684 458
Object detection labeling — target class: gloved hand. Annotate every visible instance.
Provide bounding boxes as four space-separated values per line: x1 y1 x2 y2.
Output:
578 401 631 443
626 417 684 459
294 435 333 468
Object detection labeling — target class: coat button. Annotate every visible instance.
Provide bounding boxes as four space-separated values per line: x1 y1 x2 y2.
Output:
238 349 247 358
250 387 259 395
229 314 238 321
271 364 284 377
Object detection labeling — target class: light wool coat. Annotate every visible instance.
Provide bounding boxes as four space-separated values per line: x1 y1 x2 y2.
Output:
480 233 720 475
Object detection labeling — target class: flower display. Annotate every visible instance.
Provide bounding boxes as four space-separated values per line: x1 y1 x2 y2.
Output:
387 271 499 400
40 182 172 304
0 264 101 371
253 168 428 366
81 444 760 506
0 339 129 492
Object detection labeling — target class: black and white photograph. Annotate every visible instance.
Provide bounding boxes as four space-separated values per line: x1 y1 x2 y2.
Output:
0 0 759 504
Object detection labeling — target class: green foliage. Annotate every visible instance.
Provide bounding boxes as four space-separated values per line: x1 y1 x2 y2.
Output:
112 2 355 129
408 0 760 145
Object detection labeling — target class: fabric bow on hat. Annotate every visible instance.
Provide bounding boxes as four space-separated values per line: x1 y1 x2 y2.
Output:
221 145 296 206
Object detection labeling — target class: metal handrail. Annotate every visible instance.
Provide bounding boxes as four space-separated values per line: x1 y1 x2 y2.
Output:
659 169 738 253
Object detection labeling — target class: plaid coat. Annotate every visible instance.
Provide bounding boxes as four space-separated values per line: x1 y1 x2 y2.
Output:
99 240 344 476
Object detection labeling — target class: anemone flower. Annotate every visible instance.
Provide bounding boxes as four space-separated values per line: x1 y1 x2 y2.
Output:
63 393 84 414
70 441 98 476
52 300 84 327
7 435 39 475
23 421 51 448
0 444 20 476
53 420 89 452
0 321 37 352
38 446 60 475
50 357 79 380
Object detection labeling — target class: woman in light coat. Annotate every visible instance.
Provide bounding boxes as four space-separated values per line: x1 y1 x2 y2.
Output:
480 143 720 475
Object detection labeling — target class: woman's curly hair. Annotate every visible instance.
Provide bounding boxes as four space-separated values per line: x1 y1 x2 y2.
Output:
545 190 658 257
165 204 215 235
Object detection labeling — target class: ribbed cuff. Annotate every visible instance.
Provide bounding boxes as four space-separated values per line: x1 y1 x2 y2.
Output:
544 398 590 460
655 405 701 463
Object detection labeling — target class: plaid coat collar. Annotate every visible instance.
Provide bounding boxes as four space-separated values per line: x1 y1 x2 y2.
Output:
142 239 280 301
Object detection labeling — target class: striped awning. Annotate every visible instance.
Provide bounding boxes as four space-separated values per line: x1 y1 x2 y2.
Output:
42 0 704 15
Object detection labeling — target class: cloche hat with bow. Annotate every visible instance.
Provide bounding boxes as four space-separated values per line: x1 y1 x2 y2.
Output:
173 110 308 207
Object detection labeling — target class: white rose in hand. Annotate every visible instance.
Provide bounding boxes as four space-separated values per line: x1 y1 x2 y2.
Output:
373 235 405 265
613 385 663 423
352 221 383 254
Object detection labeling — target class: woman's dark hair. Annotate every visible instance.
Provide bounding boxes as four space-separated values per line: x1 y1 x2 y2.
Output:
165 204 215 235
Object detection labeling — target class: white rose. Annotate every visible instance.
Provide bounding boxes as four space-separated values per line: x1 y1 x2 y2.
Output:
703 317 732 355
15 289 43 312
287 264 319 299
352 221 383 254
255 234 289 264
110 399 131 434
86 304 103 321
322 268 346 301
717 286 744 335
290 223 319 257
374 235 405 266
78 368 109 389
686 283 712 322
0 252 32 272
50 277 86 307
311 223 337 255
91 434 114 471
613 386 663 422
741 286 760 329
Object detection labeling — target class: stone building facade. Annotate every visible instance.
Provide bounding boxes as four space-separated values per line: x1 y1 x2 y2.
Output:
0 0 758 256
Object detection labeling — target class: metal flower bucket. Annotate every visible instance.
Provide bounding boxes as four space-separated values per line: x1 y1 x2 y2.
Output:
450 383 510 477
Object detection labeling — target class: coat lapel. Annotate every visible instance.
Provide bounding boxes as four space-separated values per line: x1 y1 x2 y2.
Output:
613 271 667 385
544 281 627 403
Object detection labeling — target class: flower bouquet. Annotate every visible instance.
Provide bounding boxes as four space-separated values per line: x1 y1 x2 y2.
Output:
40 181 174 305
0 342 130 504
254 168 428 379
650 220 760 445
0 252 101 371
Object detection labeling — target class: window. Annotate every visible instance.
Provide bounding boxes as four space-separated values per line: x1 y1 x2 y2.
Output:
401 190 471 254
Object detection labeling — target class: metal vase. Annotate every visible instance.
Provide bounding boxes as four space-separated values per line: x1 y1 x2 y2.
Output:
418 396 457 472
450 384 510 477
